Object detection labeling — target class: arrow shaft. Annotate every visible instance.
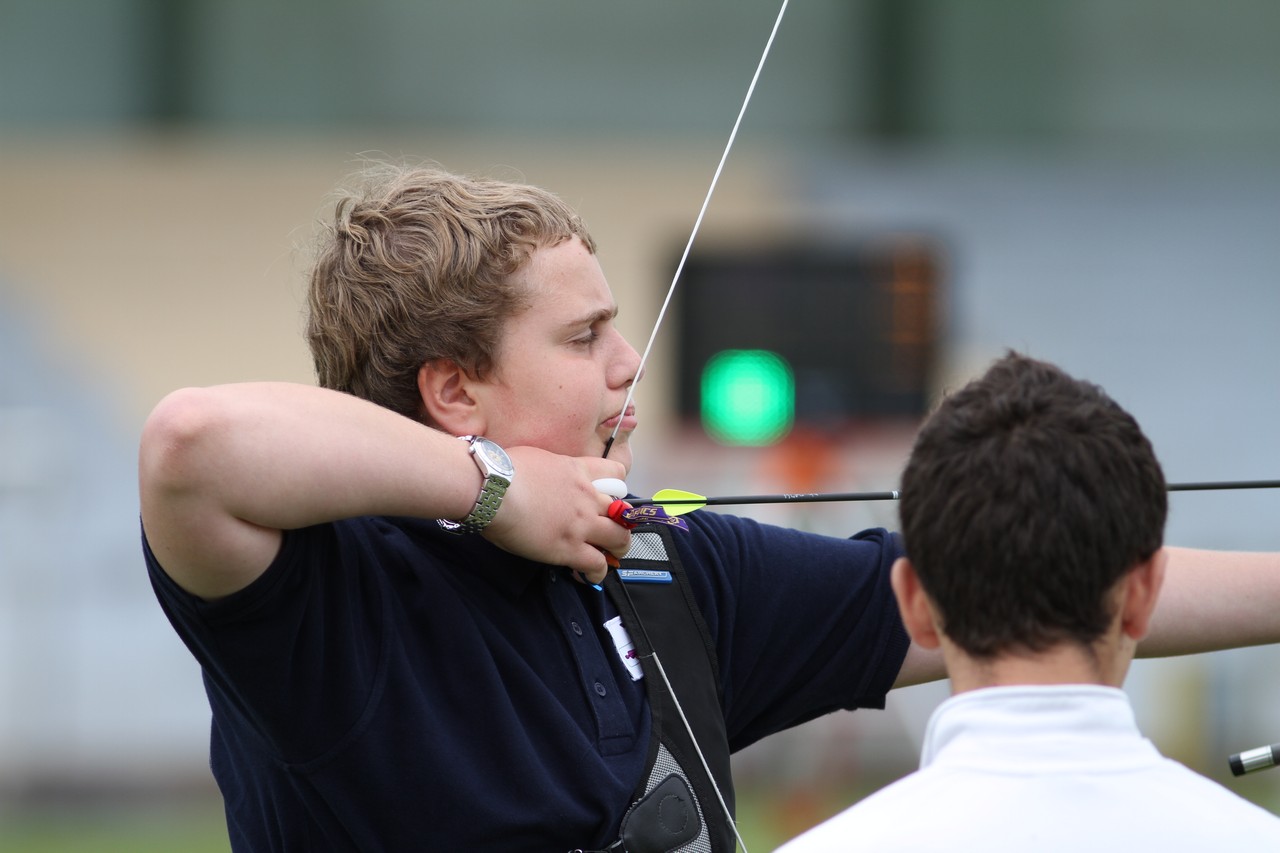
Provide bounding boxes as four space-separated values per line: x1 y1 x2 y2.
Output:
1166 479 1280 492
632 490 901 507
634 479 1280 509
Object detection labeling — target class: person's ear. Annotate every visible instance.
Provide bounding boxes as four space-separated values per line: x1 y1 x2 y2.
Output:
418 360 487 436
891 557 943 650
1119 547 1167 642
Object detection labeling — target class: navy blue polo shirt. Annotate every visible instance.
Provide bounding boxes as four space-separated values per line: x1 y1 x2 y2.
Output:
145 511 908 851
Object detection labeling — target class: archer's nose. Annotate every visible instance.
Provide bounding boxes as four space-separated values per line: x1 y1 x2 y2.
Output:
613 332 643 388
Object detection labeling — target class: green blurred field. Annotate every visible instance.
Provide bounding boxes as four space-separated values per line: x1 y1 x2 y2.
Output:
0 783 866 853
0 803 230 853
0 787 848 852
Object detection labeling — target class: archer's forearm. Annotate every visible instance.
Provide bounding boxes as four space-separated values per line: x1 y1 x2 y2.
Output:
1139 546 1280 657
140 382 479 530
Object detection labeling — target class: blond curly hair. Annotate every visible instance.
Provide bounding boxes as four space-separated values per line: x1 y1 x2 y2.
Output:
306 163 597 421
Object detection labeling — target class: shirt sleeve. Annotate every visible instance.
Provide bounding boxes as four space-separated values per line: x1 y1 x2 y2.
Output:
674 512 910 752
143 519 387 763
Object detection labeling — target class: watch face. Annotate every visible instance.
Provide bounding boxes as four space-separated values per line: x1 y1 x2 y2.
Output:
475 438 515 478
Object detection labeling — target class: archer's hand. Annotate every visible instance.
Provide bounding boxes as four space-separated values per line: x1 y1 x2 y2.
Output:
482 447 630 584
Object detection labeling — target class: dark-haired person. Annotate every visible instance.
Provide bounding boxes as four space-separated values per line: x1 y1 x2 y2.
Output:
779 352 1280 851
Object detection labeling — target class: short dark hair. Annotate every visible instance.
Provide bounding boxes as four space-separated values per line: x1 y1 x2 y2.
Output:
898 352 1167 658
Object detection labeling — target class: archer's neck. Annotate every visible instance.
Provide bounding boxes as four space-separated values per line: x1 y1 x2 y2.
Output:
943 637 1133 694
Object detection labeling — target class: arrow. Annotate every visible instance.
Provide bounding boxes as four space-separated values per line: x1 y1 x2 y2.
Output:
632 479 1280 515
634 487 901 515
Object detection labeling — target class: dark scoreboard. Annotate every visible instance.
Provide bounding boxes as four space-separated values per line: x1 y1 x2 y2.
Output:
673 237 943 443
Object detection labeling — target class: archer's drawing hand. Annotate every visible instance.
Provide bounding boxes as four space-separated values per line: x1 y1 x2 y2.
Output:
484 447 630 584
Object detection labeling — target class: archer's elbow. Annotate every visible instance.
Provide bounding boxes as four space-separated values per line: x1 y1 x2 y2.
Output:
138 387 228 503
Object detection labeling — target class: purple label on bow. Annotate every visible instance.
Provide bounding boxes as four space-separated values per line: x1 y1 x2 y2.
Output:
619 505 689 531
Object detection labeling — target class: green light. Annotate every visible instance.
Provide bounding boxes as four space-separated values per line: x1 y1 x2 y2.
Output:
700 349 794 446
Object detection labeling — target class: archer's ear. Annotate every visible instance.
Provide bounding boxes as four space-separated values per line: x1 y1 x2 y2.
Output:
891 556 943 650
417 360 486 436
1120 547 1168 642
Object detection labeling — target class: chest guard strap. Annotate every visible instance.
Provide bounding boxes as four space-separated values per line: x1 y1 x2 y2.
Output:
600 526 734 853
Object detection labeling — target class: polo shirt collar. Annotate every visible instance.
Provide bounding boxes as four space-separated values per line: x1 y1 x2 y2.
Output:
442 531 549 598
920 684 1157 772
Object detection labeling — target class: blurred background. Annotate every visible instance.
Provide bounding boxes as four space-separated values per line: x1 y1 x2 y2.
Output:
2 1 1279 849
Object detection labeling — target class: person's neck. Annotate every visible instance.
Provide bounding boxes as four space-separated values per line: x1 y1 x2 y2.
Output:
943 639 1131 695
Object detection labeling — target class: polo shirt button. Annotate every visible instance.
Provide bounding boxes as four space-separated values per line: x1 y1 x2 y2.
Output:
594 681 607 697
571 621 583 636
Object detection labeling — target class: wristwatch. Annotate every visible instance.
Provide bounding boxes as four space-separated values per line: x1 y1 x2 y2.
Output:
448 435 515 534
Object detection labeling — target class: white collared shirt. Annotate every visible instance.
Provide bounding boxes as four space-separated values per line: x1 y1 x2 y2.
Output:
778 684 1280 851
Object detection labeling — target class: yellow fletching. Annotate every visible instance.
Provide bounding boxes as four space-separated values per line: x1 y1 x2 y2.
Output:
651 488 708 516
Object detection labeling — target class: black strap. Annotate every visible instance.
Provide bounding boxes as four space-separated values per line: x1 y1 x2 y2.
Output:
601 525 734 852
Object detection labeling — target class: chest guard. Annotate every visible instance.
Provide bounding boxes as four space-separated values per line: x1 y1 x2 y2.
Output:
582 525 735 853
